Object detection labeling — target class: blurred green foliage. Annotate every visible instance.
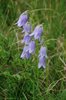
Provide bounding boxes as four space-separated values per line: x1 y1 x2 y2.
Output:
0 0 66 99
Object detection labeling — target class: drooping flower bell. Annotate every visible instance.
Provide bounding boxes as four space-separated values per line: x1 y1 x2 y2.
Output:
21 34 31 44
39 46 47 58
38 46 47 68
22 22 32 33
30 24 43 40
38 56 46 68
17 11 28 27
28 41 35 54
20 46 30 59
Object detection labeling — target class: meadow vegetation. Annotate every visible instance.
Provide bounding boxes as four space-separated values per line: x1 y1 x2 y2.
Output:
0 0 66 99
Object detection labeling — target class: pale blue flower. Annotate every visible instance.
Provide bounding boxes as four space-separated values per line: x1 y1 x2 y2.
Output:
17 11 28 27
25 51 30 59
38 56 46 68
38 46 47 68
21 34 31 44
22 22 32 33
39 46 47 58
28 41 35 53
21 46 30 59
30 24 43 40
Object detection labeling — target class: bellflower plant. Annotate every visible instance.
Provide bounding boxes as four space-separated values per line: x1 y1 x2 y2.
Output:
17 11 47 69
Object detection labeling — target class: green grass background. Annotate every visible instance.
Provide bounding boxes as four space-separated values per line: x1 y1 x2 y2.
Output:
0 0 66 99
